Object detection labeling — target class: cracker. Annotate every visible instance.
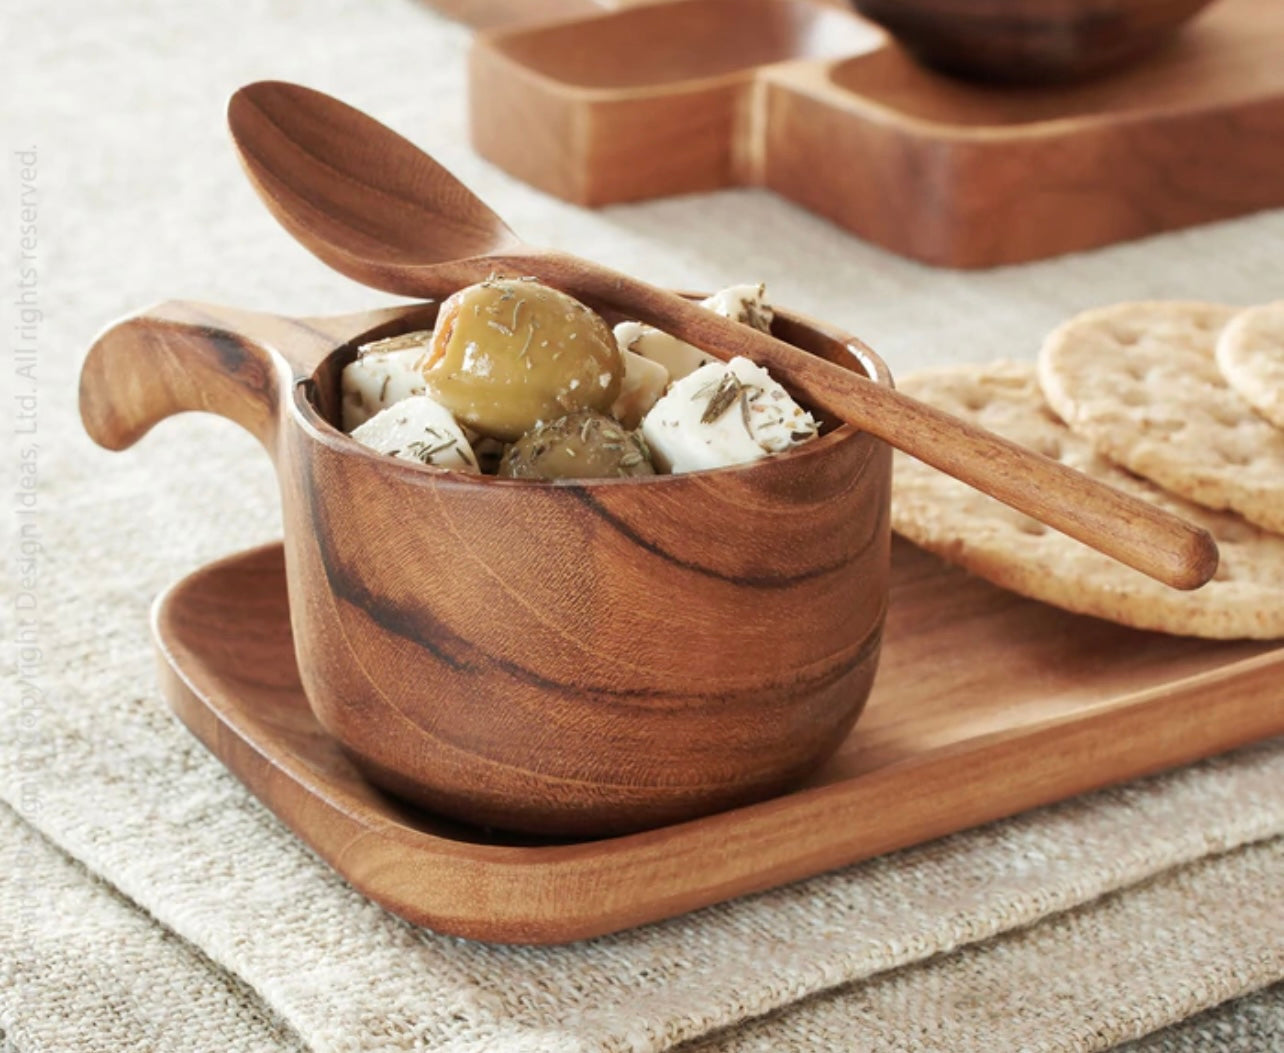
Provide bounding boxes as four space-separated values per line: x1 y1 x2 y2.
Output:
1037 301 1284 533
1216 301 1284 430
892 361 1284 639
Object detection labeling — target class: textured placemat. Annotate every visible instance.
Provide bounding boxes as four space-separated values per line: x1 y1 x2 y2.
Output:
2 803 1280 1053
683 838 1284 1053
0 804 303 1053
3 0 1284 1048
1123 984 1284 1053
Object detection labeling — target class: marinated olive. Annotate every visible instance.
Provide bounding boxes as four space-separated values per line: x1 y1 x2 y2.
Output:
419 279 622 442
499 411 655 481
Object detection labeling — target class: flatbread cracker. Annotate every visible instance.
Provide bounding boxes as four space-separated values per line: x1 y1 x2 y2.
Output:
1216 301 1284 430
1038 302 1284 533
892 361 1284 639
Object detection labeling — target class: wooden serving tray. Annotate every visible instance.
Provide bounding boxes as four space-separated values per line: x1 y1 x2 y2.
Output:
466 0 1284 267
154 539 1284 944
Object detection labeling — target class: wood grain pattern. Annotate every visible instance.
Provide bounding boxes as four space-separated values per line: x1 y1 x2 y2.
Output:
81 299 893 837
153 538 1284 944
226 79 1219 589
467 0 1284 266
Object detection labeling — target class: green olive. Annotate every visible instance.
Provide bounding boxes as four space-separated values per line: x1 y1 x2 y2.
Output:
499 411 655 481
420 279 622 442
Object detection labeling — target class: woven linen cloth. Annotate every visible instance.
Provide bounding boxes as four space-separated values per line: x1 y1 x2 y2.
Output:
683 837 1284 1052
3 0 1284 1049
0 803 304 1052
1122 985 1284 1053
2 803 1281 1053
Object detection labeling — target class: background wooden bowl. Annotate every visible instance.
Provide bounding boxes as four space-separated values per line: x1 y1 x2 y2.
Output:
849 0 1220 82
81 296 893 838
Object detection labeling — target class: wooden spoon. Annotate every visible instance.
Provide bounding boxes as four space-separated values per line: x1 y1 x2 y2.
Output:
227 80 1217 590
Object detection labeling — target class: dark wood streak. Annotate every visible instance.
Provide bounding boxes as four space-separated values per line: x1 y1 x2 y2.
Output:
202 327 273 394
341 557 885 705
567 485 874 588
301 466 469 676
303 456 886 706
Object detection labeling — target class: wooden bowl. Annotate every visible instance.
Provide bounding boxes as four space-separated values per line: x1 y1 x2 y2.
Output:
848 0 1220 82
80 295 893 838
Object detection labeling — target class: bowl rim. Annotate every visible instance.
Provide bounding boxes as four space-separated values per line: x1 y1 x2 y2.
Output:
288 297 893 489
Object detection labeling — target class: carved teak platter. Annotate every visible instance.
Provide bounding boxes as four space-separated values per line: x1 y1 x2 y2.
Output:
154 540 1284 944
456 0 1284 267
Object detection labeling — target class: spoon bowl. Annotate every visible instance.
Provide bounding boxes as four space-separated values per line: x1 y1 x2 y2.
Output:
229 81 522 274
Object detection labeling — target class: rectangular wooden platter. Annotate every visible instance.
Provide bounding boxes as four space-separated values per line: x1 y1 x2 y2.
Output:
461 0 1284 267
154 539 1284 944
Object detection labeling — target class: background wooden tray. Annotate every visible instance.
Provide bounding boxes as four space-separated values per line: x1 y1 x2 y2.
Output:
155 539 1284 944
464 0 1284 267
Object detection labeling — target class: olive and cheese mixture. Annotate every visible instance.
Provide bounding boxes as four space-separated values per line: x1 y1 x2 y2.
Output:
341 278 819 480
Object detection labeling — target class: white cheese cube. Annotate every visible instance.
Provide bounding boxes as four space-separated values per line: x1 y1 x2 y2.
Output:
613 320 714 383
610 350 671 430
340 330 433 431
700 283 773 333
641 357 819 475
613 284 776 383
350 395 479 473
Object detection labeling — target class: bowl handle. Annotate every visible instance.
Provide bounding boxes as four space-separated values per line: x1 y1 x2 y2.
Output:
78 299 427 455
78 300 331 455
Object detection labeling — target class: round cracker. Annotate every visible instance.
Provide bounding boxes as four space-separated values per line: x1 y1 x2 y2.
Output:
1216 301 1284 430
1037 301 1284 533
892 361 1284 639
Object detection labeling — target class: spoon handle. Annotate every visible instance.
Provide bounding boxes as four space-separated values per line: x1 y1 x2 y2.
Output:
513 253 1217 591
